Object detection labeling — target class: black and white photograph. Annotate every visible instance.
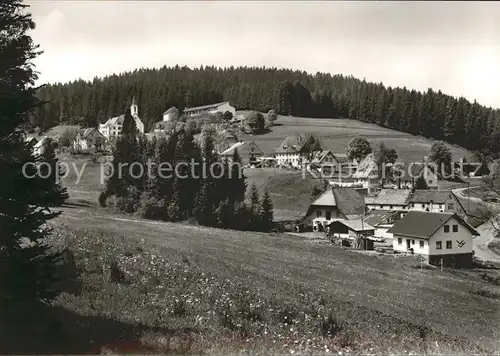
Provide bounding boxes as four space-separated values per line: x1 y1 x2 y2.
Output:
1 0 500 354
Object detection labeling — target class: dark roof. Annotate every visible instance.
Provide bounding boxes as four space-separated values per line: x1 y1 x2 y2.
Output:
388 211 479 239
364 210 400 226
365 189 412 206
164 106 179 115
275 135 306 154
307 187 365 219
332 152 349 162
410 190 453 204
78 127 101 139
275 134 319 154
183 101 229 113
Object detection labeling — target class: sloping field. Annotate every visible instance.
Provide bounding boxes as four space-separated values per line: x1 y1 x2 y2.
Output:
240 115 475 164
54 206 500 350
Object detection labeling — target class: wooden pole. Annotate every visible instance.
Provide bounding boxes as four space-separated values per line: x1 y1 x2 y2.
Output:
440 258 443 271
467 181 470 215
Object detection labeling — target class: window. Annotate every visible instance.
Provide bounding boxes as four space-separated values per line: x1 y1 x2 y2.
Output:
316 210 322 218
436 241 442 250
412 240 415 245
326 211 331 220
446 241 452 249
448 203 454 209
419 240 424 248
398 238 402 245
428 180 433 184
452 225 458 232
444 225 450 233
389 205 393 209
412 204 415 208
380 205 384 209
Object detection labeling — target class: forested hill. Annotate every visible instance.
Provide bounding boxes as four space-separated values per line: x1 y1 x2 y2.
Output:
33 65 500 154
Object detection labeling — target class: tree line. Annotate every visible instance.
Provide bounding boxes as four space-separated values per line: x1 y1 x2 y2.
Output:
32 65 500 157
99 111 274 232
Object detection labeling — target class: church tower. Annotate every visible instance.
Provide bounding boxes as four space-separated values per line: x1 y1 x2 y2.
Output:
130 96 138 117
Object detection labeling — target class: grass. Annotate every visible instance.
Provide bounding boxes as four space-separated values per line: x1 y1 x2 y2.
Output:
46 206 500 354
240 115 475 165
489 239 500 257
13 219 496 354
245 168 321 221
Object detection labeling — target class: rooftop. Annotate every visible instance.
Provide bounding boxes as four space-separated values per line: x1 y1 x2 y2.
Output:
364 210 400 227
183 101 229 113
308 187 365 218
327 219 375 232
410 190 453 204
388 211 479 239
164 106 179 115
365 189 412 206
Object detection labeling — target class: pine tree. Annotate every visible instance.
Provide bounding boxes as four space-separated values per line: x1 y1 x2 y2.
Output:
414 175 429 190
228 149 246 203
39 139 69 204
260 189 274 232
248 183 261 230
0 0 68 307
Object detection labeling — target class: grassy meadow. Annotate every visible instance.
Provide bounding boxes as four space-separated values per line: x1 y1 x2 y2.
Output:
240 115 476 164
14 207 496 354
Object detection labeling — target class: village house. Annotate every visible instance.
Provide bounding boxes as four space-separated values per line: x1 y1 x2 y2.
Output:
274 135 322 169
304 187 366 232
163 106 179 122
308 150 341 175
363 210 402 240
352 153 381 196
32 136 52 156
326 219 375 243
409 190 467 218
409 162 439 189
73 128 105 153
388 211 479 267
183 101 236 117
365 188 413 212
219 141 264 166
99 97 145 138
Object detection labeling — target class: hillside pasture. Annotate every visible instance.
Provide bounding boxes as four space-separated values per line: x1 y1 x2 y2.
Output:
239 115 475 165
49 207 500 353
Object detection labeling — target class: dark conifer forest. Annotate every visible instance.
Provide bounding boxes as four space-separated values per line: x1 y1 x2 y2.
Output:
33 65 500 155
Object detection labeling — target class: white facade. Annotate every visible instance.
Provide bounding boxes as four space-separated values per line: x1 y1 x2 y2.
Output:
409 202 445 213
184 102 236 117
275 152 303 168
163 112 177 122
367 203 408 211
392 216 473 256
99 98 144 139
312 207 345 230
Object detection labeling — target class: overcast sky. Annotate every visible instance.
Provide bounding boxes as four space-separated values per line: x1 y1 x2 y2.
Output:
27 1 500 109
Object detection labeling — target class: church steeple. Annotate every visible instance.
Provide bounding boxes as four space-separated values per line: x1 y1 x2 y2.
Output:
130 96 138 117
